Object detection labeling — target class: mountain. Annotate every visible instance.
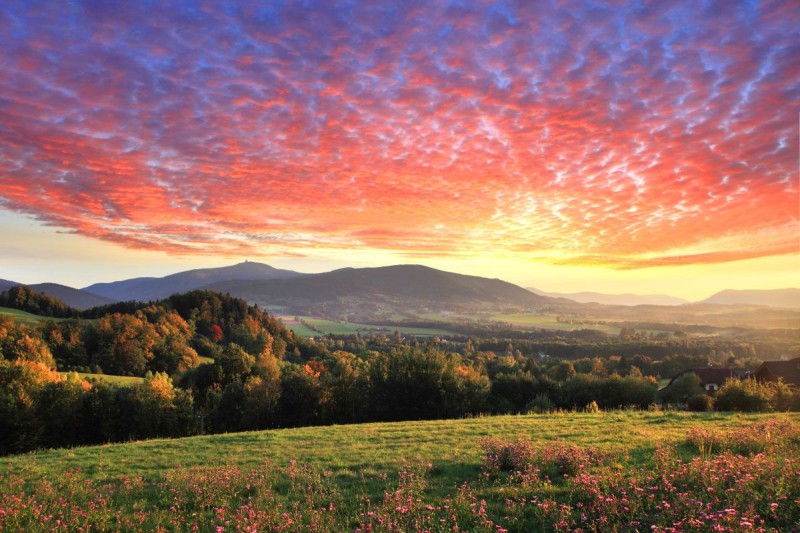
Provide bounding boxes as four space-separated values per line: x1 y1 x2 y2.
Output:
83 261 304 302
204 264 554 317
701 288 800 309
27 283 117 310
527 288 689 306
0 279 21 292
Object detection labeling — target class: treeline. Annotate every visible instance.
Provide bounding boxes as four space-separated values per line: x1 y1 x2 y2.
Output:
1 344 661 454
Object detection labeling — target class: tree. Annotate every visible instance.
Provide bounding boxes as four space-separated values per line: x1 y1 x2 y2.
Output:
130 372 195 438
40 319 88 369
660 373 703 404
279 363 322 426
0 359 61 453
0 320 56 368
241 353 282 429
84 313 159 375
548 361 576 381
36 372 90 447
319 351 369 423
214 343 255 384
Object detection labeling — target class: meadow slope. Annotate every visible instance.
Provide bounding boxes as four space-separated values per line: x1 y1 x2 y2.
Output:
2 412 798 531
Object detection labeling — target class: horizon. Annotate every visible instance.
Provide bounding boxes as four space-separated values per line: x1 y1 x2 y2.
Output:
1 2 798 301
2 257 798 303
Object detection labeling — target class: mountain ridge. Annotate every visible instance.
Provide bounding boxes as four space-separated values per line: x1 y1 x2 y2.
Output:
83 261 304 302
203 264 553 316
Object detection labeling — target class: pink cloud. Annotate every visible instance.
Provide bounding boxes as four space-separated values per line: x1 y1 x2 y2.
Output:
0 0 797 267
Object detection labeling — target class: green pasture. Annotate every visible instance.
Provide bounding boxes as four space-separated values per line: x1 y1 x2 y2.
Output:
56 372 144 386
491 313 621 334
289 316 454 337
0 306 51 327
3 411 780 485
279 316 321 337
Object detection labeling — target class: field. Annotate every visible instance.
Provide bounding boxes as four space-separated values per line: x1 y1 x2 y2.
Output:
279 316 320 337
56 372 144 386
2 412 797 531
491 313 621 335
286 316 454 337
0 305 51 327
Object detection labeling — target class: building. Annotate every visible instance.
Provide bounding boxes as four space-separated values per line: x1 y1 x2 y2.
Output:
753 357 800 388
666 368 740 395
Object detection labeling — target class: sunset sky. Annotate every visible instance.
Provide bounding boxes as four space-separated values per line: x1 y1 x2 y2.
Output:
1 0 798 300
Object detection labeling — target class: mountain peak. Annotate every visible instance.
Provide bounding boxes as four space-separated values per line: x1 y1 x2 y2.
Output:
83 262 304 302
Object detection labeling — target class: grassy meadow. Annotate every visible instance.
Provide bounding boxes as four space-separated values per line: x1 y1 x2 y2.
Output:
56 372 144 386
2 412 797 531
0 305 51 327
286 316 454 338
490 313 621 335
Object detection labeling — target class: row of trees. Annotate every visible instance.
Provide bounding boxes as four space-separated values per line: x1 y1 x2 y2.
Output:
1 345 660 454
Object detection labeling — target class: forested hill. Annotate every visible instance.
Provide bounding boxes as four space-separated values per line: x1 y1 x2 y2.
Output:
83 261 303 302
0 285 81 317
204 264 554 315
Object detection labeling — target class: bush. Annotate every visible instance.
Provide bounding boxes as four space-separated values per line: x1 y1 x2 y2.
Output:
584 400 601 413
686 393 713 412
526 393 556 414
714 379 773 412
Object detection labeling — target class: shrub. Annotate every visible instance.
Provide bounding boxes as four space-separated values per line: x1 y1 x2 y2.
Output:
714 379 772 412
686 393 713 412
526 393 556 414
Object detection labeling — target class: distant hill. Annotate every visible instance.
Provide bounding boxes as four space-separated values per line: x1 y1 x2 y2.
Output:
527 288 689 306
27 283 117 310
83 261 304 302
0 279 21 292
701 288 800 309
205 264 553 316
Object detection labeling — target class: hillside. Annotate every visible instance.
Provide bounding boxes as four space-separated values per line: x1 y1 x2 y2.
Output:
83 261 303 302
528 288 689 306
1 413 795 532
702 288 800 308
204 264 553 316
27 282 116 310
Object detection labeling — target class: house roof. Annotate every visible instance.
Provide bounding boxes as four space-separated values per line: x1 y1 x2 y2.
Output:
667 368 739 388
689 368 740 385
755 357 800 387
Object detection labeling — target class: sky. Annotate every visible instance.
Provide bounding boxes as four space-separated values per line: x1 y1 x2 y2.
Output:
0 0 798 301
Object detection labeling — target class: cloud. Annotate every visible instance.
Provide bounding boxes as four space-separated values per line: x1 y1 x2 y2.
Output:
0 0 797 268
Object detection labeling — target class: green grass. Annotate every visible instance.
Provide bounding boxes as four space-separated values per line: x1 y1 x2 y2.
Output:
2 411 781 485
0 306 53 327
57 372 144 386
279 316 320 337
2 412 796 532
491 313 621 334
294 316 454 337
